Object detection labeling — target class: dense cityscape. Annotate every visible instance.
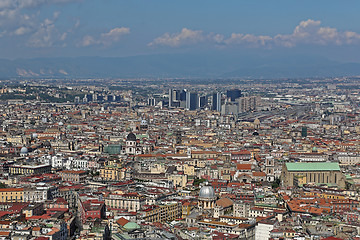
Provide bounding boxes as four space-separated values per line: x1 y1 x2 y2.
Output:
0 77 358 239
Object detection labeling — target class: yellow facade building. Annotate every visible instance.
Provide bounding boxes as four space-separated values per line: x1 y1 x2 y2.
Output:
99 166 124 181
168 174 187 188
0 188 24 202
141 202 182 223
183 164 195 176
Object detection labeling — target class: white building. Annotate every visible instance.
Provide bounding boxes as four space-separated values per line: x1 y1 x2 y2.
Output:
255 219 276 240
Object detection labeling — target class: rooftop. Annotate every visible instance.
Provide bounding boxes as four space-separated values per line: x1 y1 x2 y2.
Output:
285 162 340 172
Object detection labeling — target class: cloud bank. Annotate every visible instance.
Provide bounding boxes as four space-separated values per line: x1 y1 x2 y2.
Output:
149 19 360 48
80 27 130 47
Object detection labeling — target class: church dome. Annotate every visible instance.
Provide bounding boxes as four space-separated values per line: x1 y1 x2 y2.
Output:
43 141 51 148
20 147 28 154
126 132 137 141
199 185 215 199
140 120 148 126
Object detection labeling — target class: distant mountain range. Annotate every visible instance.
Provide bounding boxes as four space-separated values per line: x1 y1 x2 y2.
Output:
1 53 360 79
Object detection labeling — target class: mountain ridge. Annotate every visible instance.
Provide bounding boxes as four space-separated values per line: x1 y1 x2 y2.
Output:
0 54 359 79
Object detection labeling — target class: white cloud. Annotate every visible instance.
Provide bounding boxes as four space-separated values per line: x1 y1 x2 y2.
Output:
26 13 67 47
150 19 360 48
0 0 82 9
80 35 95 47
59 32 67 41
27 18 56 47
0 0 81 47
225 33 272 47
273 19 360 47
79 27 130 47
100 27 130 46
148 28 205 47
13 26 31 35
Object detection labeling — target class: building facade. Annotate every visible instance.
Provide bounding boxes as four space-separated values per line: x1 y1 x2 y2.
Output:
281 162 346 188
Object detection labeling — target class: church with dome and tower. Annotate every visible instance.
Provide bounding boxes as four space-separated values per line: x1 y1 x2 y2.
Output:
121 132 143 155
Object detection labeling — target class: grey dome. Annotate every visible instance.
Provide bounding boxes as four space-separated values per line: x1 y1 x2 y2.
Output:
127 132 137 141
20 147 28 154
58 121 64 126
199 186 215 199
140 120 147 125
43 141 51 148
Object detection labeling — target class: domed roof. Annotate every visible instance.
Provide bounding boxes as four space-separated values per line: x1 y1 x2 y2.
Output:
127 132 137 141
20 147 28 154
199 185 215 199
58 121 64 126
140 119 148 125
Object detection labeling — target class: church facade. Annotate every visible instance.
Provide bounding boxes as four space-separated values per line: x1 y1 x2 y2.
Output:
281 162 346 189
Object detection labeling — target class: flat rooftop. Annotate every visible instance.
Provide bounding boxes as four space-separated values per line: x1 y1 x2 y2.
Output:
285 162 340 172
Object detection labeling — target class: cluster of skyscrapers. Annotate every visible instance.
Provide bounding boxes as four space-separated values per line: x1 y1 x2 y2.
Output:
168 88 260 115
82 93 122 103
169 89 207 110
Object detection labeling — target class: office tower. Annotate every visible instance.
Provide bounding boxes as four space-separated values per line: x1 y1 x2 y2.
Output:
168 89 173 107
186 92 198 110
199 96 207 109
107 95 114 102
148 98 156 106
221 102 239 115
179 90 187 101
169 89 180 108
97 95 104 102
212 92 221 111
227 89 242 102
179 90 187 108
92 94 98 102
115 95 122 102
85 94 93 102
237 97 249 113
249 96 260 110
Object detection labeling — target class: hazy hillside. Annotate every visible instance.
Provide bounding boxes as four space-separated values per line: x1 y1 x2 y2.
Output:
1 54 360 79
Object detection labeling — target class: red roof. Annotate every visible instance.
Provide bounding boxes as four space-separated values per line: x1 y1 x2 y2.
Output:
116 217 129 226
252 172 266 177
0 232 10 236
236 164 252 170
322 237 344 240
0 188 23 192
231 150 251 155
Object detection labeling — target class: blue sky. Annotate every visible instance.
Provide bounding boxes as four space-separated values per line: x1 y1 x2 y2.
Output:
1 0 360 62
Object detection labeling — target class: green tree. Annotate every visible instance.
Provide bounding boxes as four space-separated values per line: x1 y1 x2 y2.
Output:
271 178 281 189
